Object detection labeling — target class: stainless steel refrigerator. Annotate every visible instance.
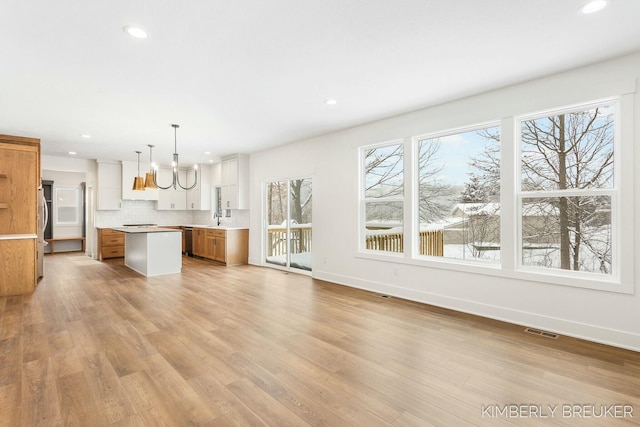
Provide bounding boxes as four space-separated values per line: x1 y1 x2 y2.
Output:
37 186 48 279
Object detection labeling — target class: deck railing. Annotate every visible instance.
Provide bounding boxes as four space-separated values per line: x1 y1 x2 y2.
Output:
266 226 443 257
365 229 444 256
267 225 312 256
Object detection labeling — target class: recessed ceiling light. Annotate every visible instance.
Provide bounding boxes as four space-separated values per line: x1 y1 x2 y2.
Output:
209 159 214 163
204 151 211 155
123 26 148 39
80 134 91 139
325 99 337 105
581 0 608 14
68 151 77 155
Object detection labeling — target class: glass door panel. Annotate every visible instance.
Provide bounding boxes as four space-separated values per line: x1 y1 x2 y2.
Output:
288 178 312 271
266 180 289 268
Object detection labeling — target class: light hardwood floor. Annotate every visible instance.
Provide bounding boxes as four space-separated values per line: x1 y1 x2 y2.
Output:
1 253 639 426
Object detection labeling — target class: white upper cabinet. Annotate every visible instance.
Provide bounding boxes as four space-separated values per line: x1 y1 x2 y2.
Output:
220 155 249 211
186 164 211 210
121 160 159 201
96 160 122 210
155 167 187 210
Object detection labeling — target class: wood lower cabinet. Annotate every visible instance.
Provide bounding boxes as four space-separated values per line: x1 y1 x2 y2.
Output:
193 227 247 265
193 228 207 257
206 229 226 263
97 228 124 260
0 238 36 296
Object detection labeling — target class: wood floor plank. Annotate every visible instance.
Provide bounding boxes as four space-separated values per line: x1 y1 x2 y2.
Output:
143 353 220 426
144 330 208 380
50 349 83 379
0 253 638 427
56 371 108 426
21 358 60 426
0 336 22 387
0 383 21 427
65 319 102 357
99 331 148 377
0 297 23 341
22 322 50 363
226 377 312 427
188 373 270 427
81 352 136 423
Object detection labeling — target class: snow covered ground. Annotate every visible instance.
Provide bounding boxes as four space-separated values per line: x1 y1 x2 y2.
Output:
266 252 312 271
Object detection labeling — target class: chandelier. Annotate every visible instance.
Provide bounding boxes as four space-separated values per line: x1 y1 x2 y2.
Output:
152 124 198 190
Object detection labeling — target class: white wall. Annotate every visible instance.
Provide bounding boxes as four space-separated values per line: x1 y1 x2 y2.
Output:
248 52 640 351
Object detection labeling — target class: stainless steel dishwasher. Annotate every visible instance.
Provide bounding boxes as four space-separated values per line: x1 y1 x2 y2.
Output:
184 227 193 256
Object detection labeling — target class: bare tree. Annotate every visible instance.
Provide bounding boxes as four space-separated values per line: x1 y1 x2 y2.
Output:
472 128 501 199
521 107 613 272
417 139 455 222
364 144 404 224
290 179 312 224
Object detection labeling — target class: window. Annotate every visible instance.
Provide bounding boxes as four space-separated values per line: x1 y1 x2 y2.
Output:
55 188 80 225
357 92 632 292
361 142 404 253
416 125 500 263
517 102 616 276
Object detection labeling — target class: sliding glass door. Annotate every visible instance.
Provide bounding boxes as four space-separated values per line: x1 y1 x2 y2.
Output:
265 178 312 272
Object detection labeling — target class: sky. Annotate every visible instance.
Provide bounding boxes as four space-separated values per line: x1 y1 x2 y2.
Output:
419 126 499 186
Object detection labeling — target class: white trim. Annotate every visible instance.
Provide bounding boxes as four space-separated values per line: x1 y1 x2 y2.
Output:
359 140 405 254
313 269 640 352
354 249 630 293
514 97 630 291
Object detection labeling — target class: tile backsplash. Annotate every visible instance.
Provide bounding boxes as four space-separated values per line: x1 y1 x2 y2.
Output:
95 200 249 227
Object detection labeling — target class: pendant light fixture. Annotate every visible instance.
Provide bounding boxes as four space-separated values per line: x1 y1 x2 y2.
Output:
132 151 145 191
153 124 198 190
143 144 158 189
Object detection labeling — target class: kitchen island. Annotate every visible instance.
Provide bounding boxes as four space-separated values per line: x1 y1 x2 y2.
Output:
111 226 182 277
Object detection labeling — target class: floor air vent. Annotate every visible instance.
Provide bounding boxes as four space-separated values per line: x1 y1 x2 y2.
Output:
524 327 558 339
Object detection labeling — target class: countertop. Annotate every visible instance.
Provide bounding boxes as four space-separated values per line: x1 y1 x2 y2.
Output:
0 234 38 240
111 227 183 234
183 224 249 230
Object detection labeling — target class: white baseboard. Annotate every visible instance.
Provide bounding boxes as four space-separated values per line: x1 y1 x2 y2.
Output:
248 257 263 267
313 269 640 353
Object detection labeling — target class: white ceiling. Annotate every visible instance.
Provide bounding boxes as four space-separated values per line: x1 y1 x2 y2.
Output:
2 0 640 166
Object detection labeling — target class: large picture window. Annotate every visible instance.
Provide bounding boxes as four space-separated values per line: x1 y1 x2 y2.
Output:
518 102 616 275
357 93 631 292
416 125 500 262
361 142 404 253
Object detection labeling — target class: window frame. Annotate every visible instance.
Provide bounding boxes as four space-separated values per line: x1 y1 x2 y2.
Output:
513 98 631 292
356 94 634 294
55 187 80 225
412 121 502 264
359 139 407 257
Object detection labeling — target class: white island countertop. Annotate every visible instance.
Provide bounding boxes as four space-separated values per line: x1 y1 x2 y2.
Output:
112 226 182 233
